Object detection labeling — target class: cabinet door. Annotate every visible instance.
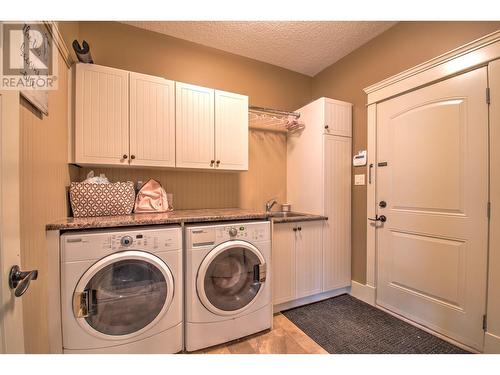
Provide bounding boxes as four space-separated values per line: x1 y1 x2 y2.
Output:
129 72 175 167
215 90 248 170
323 135 352 291
75 64 129 165
324 100 352 137
176 82 215 169
272 223 297 305
296 221 323 298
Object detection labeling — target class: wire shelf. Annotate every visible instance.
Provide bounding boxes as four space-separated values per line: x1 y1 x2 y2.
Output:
248 106 305 134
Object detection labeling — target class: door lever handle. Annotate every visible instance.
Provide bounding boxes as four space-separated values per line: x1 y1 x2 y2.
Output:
368 215 386 223
8 265 38 297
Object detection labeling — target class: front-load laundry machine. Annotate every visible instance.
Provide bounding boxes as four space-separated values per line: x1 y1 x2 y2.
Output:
60 225 182 353
185 221 272 352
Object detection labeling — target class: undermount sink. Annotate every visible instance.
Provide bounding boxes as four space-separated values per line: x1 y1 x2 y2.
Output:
268 211 305 218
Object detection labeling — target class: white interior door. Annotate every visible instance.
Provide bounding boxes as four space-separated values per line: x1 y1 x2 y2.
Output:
376 67 489 351
0 91 25 353
130 72 176 167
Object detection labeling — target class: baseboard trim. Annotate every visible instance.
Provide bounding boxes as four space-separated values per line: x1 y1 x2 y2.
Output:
485 331 500 353
349 281 376 306
273 287 350 313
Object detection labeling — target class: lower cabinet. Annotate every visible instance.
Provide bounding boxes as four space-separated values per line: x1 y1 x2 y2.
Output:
272 221 323 306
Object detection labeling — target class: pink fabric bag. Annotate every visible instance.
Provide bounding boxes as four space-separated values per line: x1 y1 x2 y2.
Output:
134 179 170 213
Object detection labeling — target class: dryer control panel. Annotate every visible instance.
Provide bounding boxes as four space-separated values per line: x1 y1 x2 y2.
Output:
189 221 270 247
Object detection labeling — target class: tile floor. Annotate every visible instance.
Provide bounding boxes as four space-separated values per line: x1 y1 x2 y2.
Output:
197 313 327 354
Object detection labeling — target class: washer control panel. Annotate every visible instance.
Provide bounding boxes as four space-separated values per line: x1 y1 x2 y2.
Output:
216 224 268 242
120 235 133 247
61 226 182 263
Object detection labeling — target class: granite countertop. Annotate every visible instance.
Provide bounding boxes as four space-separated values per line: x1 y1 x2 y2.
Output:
270 213 328 223
46 208 328 231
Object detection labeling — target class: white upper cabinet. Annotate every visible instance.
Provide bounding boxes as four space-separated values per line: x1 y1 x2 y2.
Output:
130 72 175 167
74 65 248 171
324 98 352 137
215 90 249 170
175 82 215 169
175 84 249 170
75 64 129 165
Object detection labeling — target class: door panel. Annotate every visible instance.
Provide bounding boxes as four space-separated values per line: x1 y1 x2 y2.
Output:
215 90 248 170
272 223 296 305
75 64 129 165
175 82 215 169
323 135 352 291
487 58 500 347
324 100 352 137
296 221 323 298
376 67 488 350
129 73 175 167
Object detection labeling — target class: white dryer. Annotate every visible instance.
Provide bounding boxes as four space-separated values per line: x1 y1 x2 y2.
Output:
60 225 182 353
185 221 272 352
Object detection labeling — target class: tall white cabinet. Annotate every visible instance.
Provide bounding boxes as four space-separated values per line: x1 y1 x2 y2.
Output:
287 97 352 291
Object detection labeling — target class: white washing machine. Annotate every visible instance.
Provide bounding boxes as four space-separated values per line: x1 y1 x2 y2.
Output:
60 225 183 353
185 221 272 352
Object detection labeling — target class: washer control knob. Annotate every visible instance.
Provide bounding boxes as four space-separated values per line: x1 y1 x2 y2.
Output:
121 236 133 247
229 227 238 237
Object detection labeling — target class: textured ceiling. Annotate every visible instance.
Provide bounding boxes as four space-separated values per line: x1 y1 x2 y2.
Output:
123 21 397 76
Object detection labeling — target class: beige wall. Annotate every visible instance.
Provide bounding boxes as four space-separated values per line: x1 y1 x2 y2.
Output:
69 21 310 210
20 57 78 353
311 21 500 283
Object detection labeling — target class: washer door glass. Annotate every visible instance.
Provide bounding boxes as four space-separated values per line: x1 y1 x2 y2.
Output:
80 259 167 336
202 246 263 312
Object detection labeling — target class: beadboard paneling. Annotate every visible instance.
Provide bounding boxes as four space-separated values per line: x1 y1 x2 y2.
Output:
19 58 76 353
78 128 287 212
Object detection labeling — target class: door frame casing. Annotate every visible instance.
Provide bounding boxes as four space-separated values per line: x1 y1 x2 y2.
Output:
0 90 24 353
364 30 500 353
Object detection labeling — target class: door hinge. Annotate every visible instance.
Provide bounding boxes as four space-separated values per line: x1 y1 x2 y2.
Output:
486 87 491 105
483 314 488 331
487 202 491 219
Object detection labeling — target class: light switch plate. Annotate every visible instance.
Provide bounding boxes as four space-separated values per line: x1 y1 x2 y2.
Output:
354 174 365 186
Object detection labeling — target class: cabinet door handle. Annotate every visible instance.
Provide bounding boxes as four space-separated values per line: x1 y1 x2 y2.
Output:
368 163 373 184
216 160 220 166
122 154 128 159
293 227 297 232
324 125 329 130
210 160 215 166
130 155 136 160
298 227 302 231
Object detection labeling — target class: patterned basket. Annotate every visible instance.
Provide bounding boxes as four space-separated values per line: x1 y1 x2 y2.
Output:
69 181 136 218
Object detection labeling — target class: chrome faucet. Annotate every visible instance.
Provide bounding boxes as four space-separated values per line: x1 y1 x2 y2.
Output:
265 199 278 213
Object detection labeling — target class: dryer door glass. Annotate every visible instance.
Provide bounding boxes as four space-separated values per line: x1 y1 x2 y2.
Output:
80 259 167 336
203 246 262 311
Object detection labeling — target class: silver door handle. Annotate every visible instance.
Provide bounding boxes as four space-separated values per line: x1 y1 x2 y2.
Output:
8 265 38 297
368 215 386 223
